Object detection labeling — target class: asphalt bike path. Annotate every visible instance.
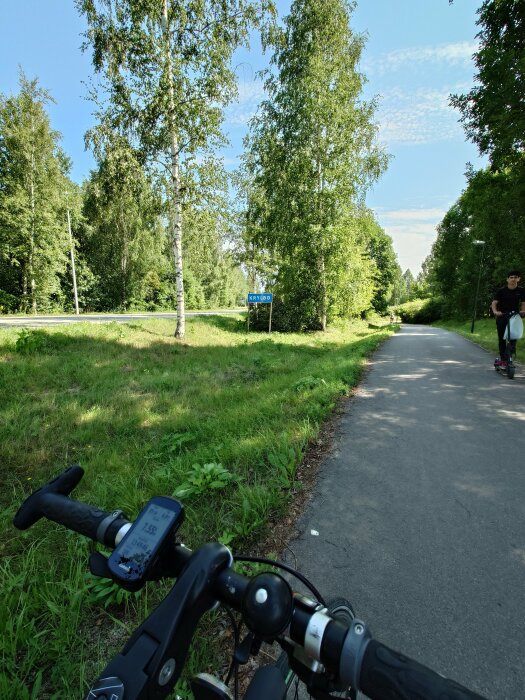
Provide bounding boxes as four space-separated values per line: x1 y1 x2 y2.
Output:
284 324 525 699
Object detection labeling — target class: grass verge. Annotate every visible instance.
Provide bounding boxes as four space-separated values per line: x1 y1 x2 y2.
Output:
0 314 394 698
432 318 500 357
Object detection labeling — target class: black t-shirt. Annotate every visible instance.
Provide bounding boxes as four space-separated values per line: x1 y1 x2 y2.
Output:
494 286 525 313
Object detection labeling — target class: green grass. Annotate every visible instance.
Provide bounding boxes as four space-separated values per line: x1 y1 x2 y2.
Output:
0 314 394 698
433 318 500 356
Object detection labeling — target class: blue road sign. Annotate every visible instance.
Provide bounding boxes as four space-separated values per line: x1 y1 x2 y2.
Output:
248 293 273 303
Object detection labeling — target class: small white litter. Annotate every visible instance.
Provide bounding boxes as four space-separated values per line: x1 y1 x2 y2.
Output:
310 529 319 536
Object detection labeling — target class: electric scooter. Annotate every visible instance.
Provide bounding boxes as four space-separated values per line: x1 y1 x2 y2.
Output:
494 311 523 380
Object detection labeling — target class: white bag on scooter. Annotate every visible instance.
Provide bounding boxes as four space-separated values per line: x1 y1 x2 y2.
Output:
504 314 524 340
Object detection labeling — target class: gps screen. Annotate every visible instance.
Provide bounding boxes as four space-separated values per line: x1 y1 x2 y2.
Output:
116 503 177 573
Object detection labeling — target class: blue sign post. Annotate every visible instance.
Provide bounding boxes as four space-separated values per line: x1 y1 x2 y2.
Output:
247 293 273 333
248 293 273 304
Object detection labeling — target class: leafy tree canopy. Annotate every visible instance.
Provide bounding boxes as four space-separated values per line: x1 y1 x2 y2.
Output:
451 0 525 167
0 71 73 313
243 0 388 330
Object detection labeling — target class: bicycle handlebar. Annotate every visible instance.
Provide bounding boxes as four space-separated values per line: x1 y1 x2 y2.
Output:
13 468 488 700
360 641 486 700
13 465 130 547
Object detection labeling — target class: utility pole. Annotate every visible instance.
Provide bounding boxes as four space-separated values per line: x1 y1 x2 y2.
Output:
66 192 80 315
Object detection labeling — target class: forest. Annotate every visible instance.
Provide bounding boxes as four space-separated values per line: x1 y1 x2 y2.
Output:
2 0 521 333
0 0 415 336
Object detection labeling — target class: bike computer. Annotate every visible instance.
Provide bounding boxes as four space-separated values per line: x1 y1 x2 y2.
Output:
107 496 184 589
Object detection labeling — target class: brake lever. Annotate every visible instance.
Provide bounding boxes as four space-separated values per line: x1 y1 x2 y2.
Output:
234 631 264 666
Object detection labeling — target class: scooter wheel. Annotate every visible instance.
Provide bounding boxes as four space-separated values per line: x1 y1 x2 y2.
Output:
508 366 515 379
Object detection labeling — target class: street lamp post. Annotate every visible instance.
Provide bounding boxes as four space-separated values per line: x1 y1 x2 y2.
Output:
470 240 486 333
65 192 80 315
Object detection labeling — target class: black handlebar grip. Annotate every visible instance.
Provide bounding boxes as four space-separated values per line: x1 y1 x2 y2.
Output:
359 640 488 700
14 466 85 529
13 466 116 544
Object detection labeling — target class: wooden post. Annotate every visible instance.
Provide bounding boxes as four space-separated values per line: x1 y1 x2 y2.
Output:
269 301 273 333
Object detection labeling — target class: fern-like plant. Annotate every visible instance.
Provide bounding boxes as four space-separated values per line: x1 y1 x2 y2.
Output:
173 463 234 499
86 574 141 608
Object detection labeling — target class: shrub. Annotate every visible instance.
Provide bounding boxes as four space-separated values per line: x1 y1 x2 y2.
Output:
15 329 49 354
14 329 71 354
247 296 321 333
0 289 18 314
395 297 444 324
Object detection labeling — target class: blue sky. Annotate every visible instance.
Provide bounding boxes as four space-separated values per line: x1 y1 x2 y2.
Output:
0 0 485 275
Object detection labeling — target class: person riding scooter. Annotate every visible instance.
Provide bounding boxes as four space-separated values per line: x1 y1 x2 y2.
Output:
491 270 525 369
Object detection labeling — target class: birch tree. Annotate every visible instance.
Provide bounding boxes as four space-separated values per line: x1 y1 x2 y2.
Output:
243 0 387 330
77 0 275 337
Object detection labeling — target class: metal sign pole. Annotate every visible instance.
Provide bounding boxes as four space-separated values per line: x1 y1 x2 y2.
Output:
247 302 250 333
247 293 273 333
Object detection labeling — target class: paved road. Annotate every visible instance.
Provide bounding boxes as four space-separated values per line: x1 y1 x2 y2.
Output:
285 325 525 699
0 310 243 328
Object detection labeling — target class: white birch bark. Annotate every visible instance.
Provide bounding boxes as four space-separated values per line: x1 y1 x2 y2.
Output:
162 0 185 339
120 202 128 308
29 114 37 314
317 146 327 331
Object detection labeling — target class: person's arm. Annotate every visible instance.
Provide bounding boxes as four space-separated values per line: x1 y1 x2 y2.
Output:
491 299 502 316
520 298 525 317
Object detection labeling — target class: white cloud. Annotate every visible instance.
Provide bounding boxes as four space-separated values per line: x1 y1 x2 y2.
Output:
192 154 239 167
362 43 477 146
381 208 446 223
387 226 436 275
236 81 266 103
375 207 446 274
226 79 266 127
375 84 471 146
228 109 258 126
364 41 478 75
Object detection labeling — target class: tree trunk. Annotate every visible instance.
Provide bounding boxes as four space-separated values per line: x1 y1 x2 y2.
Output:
162 0 185 339
171 149 184 339
21 264 28 313
120 203 128 309
29 130 37 314
250 243 257 290
318 253 327 331
316 152 326 331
